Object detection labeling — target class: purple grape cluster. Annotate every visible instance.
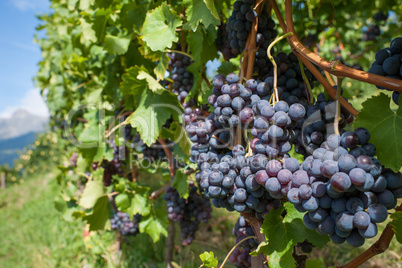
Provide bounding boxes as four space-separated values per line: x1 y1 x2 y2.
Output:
287 130 402 247
227 0 276 56
167 51 194 104
110 211 141 236
69 152 78 167
368 37 402 105
102 141 125 186
293 91 354 156
164 182 212 245
229 216 257 267
216 23 239 60
373 11 388 22
251 52 316 103
363 26 381 41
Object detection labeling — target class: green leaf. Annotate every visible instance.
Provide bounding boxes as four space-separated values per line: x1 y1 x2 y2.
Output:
128 185 151 216
141 3 182 51
121 66 149 97
257 203 329 268
115 193 130 211
184 0 220 30
79 18 97 44
199 251 218 268
139 214 168 242
104 34 132 55
137 71 165 94
390 212 402 244
217 61 237 76
203 0 219 20
79 178 106 209
354 93 402 172
154 52 169 80
172 170 189 198
305 259 325 268
85 195 111 231
127 90 182 146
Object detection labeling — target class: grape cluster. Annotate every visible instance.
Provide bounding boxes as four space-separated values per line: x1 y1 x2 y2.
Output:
216 23 238 60
69 152 78 167
287 130 402 247
258 52 315 104
164 182 212 245
226 0 276 59
293 91 353 156
167 51 194 104
110 211 141 236
373 11 388 22
190 73 305 216
102 141 125 186
229 216 257 267
368 37 402 105
362 26 381 41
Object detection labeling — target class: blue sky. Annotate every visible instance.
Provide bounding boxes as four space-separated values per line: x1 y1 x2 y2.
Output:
0 0 50 118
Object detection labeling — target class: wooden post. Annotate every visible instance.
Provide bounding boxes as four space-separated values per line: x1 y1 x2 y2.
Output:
1 172 5 189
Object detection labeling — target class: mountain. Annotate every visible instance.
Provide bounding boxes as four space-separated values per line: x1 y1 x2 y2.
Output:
0 109 48 140
0 132 37 166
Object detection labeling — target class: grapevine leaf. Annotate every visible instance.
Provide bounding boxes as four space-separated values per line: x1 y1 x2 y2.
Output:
120 66 149 101
127 90 182 146
128 186 151 216
172 170 189 199
79 17 97 44
305 259 325 268
390 212 402 244
199 251 218 268
203 0 219 20
137 71 165 94
79 177 106 209
257 203 329 268
104 34 132 55
354 93 402 172
115 193 130 211
85 195 111 231
154 52 169 80
217 61 237 76
139 214 168 242
184 0 220 30
172 121 191 159
141 3 182 51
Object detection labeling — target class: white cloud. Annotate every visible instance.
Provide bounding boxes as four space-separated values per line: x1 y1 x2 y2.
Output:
0 89 49 118
10 0 49 11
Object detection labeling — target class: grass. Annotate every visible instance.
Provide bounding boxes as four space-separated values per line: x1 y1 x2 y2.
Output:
0 173 102 267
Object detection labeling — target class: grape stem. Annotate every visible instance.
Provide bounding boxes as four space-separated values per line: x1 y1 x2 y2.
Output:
164 49 193 60
270 0 359 117
218 235 257 268
334 75 343 136
266 32 294 106
283 0 402 93
297 59 313 105
341 204 402 268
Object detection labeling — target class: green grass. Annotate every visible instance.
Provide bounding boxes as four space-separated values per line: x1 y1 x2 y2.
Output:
0 173 103 267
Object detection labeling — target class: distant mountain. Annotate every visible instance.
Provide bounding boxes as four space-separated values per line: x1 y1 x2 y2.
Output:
0 109 48 140
0 132 37 166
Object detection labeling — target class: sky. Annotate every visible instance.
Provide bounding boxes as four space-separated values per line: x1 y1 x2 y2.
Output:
0 0 50 118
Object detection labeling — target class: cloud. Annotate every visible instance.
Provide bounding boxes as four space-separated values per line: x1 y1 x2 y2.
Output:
10 0 49 11
0 89 49 118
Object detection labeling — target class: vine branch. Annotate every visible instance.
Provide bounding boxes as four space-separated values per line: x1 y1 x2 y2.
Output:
271 0 359 117
283 0 402 93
